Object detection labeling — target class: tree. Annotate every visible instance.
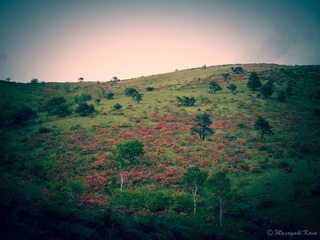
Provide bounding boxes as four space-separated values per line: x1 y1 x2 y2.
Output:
30 78 39 84
254 116 273 140
277 91 286 102
125 87 138 97
5 77 11 82
181 167 208 215
133 92 142 103
111 76 120 82
11 106 37 126
222 73 230 82
260 81 274 99
231 66 244 74
176 96 196 106
117 140 144 162
117 140 145 190
78 77 84 82
206 171 231 228
75 103 95 116
227 84 237 94
191 113 214 140
247 72 261 91
125 87 142 103
209 81 222 94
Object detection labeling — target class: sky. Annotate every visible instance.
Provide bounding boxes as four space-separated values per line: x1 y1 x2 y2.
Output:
0 0 320 82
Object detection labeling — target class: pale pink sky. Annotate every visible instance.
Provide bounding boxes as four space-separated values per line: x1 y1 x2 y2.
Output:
0 0 319 82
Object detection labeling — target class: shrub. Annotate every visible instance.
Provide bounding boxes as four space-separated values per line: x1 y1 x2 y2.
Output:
209 81 222 93
117 140 145 161
75 94 92 104
222 73 230 81
125 87 138 97
231 66 244 74
105 92 114 99
133 92 143 103
75 103 95 116
46 97 66 109
260 81 274 99
52 104 71 117
146 87 155 91
45 97 71 117
227 84 237 94
113 103 122 110
176 96 196 106
12 106 37 126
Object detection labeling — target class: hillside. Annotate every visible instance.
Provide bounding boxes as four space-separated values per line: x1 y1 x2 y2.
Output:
1 63 320 240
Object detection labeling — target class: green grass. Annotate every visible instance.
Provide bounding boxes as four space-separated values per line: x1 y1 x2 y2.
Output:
1 63 320 239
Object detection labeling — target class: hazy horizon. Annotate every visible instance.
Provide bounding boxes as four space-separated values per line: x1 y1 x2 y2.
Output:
1 0 320 82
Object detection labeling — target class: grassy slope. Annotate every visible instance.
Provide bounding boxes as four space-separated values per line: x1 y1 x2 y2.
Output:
1 63 320 239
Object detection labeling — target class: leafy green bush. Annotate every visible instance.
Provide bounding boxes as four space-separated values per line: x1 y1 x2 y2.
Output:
125 87 138 97
113 103 122 110
146 86 155 91
75 94 92 104
75 103 95 116
260 81 274 99
231 66 244 74
227 84 237 94
45 97 71 117
176 96 196 106
11 106 37 126
209 81 222 93
105 92 114 99
117 140 145 161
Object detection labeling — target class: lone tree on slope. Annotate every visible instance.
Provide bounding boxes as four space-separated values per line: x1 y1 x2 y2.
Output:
254 116 273 140
181 167 208 215
209 81 222 94
260 81 274 99
206 171 231 228
191 112 214 140
227 84 237 94
116 140 145 190
247 72 261 91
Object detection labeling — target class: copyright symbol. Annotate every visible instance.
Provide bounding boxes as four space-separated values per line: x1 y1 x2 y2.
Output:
267 229 274 236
